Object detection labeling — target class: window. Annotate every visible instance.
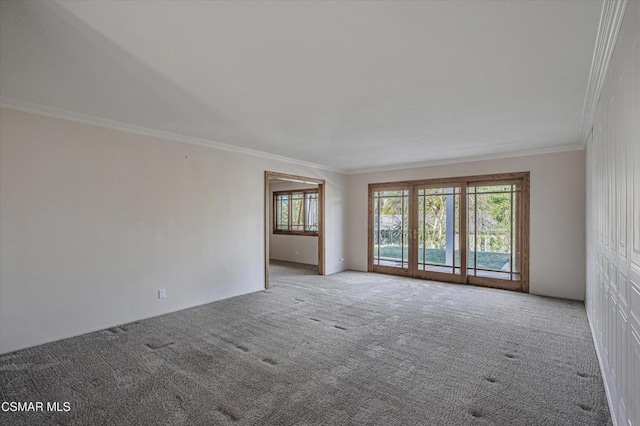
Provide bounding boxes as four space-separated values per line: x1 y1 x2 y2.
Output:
274 190 318 235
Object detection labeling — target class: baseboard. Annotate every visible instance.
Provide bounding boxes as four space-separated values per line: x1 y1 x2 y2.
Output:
269 258 319 267
0 288 264 356
586 311 619 426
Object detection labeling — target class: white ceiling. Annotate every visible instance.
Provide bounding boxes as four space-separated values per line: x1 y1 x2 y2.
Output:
0 0 602 172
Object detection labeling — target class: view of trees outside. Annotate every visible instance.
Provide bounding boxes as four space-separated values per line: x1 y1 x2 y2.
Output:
275 191 319 233
374 185 516 271
373 190 409 265
275 195 289 231
305 193 319 232
417 188 459 267
290 193 304 231
468 186 514 271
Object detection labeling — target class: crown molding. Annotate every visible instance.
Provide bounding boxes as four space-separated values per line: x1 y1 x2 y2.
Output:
0 98 586 176
0 97 343 174
579 0 628 145
345 144 585 175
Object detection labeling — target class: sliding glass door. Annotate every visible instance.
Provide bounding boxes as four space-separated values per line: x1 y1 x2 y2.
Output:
415 185 464 283
369 173 529 292
467 182 524 290
371 188 411 275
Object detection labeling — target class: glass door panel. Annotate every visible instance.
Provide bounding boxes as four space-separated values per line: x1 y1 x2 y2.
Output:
372 189 410 274
467 183 521 285
369 173 528 292
416 186 462 281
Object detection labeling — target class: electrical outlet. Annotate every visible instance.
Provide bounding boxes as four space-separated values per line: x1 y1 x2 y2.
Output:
158 289 166 299
295 250 299 255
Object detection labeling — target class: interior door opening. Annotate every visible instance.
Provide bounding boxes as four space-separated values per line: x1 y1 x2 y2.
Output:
264 171 326 289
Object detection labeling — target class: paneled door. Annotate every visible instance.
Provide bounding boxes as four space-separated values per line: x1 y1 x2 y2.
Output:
369 173 529 292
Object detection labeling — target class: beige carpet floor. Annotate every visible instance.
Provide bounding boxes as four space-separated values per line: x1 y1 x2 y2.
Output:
0 261 611 425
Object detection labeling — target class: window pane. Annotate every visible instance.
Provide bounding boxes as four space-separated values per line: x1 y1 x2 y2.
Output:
275 190 318 234
374 196 380 264
473 185 512 193
291 193 304 231
468 193 476 270
275 194 288 231
417 188 460 273
468 186 516 278
373 189 409 268
474 191 512 271
305 193 318 232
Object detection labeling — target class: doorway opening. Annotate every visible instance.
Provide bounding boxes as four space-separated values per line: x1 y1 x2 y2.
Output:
368 172 529 292
264 171 326 289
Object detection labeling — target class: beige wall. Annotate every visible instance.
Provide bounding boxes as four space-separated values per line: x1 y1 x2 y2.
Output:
0 107 347 354
269 180 319 265
346 150 586 300
585 2 640 425
0 105 591 355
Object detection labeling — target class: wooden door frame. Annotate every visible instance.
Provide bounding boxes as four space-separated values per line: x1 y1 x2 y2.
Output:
412 182 466 284
367 184 413 277
264 171 326 289
368 172 530 293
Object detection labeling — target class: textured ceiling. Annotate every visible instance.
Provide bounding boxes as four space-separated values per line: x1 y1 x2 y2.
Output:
0 1 602 171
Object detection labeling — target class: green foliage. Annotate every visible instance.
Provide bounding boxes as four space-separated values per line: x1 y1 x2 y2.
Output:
475 192 512 252
374 185 516 262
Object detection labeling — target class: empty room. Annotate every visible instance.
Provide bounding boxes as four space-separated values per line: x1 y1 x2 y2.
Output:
0 0 638 425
